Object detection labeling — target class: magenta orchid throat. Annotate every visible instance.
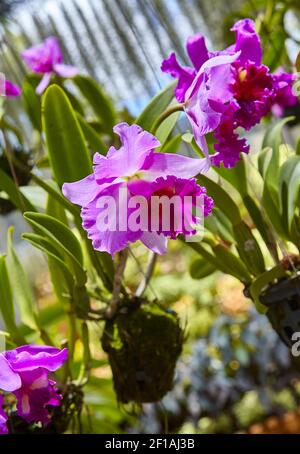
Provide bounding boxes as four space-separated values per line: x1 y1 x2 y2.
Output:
161 18 297 168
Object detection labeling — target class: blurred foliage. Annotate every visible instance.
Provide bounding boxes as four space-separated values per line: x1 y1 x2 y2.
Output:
134 309 300 434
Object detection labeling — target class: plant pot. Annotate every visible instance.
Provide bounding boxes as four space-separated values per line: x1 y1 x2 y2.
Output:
260 275 300 347
101 298 184 404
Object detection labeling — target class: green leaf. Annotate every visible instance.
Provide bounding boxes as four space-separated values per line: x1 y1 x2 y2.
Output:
262 117 294 200
214 157 248 197
22 79 42 131
31 175 80 218
46 193 68 225
243 195 278 263
63 87 85 115
198 174 242 225
249 265 288 314
42 84 92 186
73 75 116 133
185 241 251 284
161 134 182 154
0 168 36 213
205 208 235 244
77 113 107 155
136 82 175 131
258 147 273 179
22 232 75 292
24 212 86 287
190 257 217 279
0 255 23 343
24 212 83 264
233 221 265 276
7 227 39 331
262 183 286 238
212 244 252 284
156 111 180 149
279 156 300 232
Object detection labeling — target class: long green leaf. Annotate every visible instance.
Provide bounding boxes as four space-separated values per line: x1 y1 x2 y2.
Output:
7 227 39 331
156 111 180 149
22 233 75 292
73 75 116 133
22 79 42 131
42 84 92 186
77 113 107 155
214 157 248 197
0 255 23 343
233 221 265 276
24 212 83 265
189 257 216 279
24 213 86 287
136 82 175 131
0 168 36 213
198 174 242 225
279 156 300 232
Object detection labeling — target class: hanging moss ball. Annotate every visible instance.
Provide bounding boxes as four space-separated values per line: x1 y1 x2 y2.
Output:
102 299 184 403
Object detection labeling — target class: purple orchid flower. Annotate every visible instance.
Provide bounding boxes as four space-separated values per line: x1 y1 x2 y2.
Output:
22 37 78 95
0 395 8 434
161 18 298 168
2 80 21 97
0 345 68 427
62 122 213 257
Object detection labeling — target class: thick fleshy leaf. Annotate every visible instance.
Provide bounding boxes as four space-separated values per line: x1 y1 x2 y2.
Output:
24 212 83 265
190 257 216 279
24 212 86 286
197 174 242 225
77 113 107 155
279 156 300 232
22 233 75 293
233 221 265 276
0 256 23 343
42 84 92 186
73 75 116 133
136 82 176 131
7 227 39 331
0 169 36 213
22 79 42 131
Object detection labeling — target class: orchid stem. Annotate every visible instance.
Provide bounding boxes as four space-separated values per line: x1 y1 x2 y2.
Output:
136 251 157 297
105 249 128 319
151 103 184 134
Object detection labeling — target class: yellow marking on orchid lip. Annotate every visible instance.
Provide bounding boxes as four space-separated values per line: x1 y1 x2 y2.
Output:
238 69 247 82
123 171 145 182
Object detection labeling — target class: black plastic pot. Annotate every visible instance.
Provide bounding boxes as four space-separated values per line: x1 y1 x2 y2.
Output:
260 275 300 347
